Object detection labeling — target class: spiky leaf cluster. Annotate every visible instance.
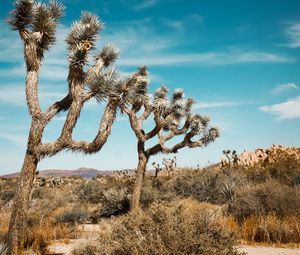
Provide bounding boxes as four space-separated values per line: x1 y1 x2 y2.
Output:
8 0 64 52
88 68 120 102
66 12 103 67
201 127 220 146
97 44 120 67
153 86 169 116
32 1 64 50
7 0 35 31
111 66 149 110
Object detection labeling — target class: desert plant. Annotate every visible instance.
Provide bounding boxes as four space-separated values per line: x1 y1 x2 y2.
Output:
241 214 300 244
229 180 300 222
71 199 241 255
0 243 8 255
222 149 238 168
6 0 146 252
120 80 219 210
57 209 88 225
162 156 177 176
99 188 131 217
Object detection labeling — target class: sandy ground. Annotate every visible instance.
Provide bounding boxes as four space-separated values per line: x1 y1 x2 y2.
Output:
49 242 300 255
239 245 300 255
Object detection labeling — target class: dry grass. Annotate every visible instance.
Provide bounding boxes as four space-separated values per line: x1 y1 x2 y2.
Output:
241 214 300 244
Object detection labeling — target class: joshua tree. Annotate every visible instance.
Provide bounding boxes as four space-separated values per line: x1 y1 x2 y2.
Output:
6 0 143 253
222 149 238 167
119 68 220 211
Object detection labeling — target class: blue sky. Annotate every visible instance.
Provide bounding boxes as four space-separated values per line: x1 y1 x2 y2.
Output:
0 0 300 174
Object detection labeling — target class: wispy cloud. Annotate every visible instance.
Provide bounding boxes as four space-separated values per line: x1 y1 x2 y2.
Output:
194 101 241 109
259 96 300 119
271 83 298 94
0 86 65 107
0 64 68 81
162 14 203 30
122 0 159 11
118 50 294 66
285 22 300 48
0 133 27 146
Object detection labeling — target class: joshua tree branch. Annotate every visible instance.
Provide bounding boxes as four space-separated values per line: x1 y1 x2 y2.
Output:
39 98 118 156
126 109 146 142
43 93 73 123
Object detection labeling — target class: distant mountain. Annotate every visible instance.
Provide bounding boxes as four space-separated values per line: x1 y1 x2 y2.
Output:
1 167 125 179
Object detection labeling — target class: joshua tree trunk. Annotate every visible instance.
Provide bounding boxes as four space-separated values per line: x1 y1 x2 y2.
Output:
130 141 148 212
125 84 220 212
6 2 135 252
7 152 38 254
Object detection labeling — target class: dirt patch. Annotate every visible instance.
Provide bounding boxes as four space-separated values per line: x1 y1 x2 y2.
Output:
239 245 300 255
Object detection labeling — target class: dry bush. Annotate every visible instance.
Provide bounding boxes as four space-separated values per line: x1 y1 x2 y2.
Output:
170 168 246 205
229 180 300 222
99 188 130 218
23 221 72 254
57 209 88 225
0 242 8 255
0 210 10 240
241 157 300 185
241 214 300 244
72 199 242 255
76 180 132 218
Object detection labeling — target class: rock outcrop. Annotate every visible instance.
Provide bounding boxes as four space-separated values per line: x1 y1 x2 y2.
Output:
222 145 300 168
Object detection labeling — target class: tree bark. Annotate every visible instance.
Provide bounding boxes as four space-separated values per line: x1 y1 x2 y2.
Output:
130 141 148 212
7 151 38 255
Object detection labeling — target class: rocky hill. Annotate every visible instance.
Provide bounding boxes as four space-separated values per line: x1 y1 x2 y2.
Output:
222 144 300 168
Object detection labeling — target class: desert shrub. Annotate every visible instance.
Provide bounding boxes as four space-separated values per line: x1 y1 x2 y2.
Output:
23 221 71 254
0 242 8 255
72 199 242 255
99 188 130 218
32 187 49 199
0 190 15 203
0 210 10 240
77 181 104 204
241 214 300 244
229 180 300 222
57 209 88 224
76 180 132 218
172 171 223 204
241 157 300 185
266 158 300 185
170 168 246 205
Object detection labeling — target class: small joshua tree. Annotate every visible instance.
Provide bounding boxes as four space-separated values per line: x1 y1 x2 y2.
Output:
162 156 177 176
119 68 220 211
222 149 238 167
6 0 144 253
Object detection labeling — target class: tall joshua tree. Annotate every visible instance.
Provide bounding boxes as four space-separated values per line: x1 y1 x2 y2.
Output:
119 67 220 211
6 0 143 253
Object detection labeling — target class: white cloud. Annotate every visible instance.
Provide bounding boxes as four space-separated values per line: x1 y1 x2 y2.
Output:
194 101 241 109
259 96 300 119
0 133 27 146
118 51 294 66
122 0 159 11
100 19 294 67
271 83 298 94
285 22 300 48
0 86 66 107
162 14 203 31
